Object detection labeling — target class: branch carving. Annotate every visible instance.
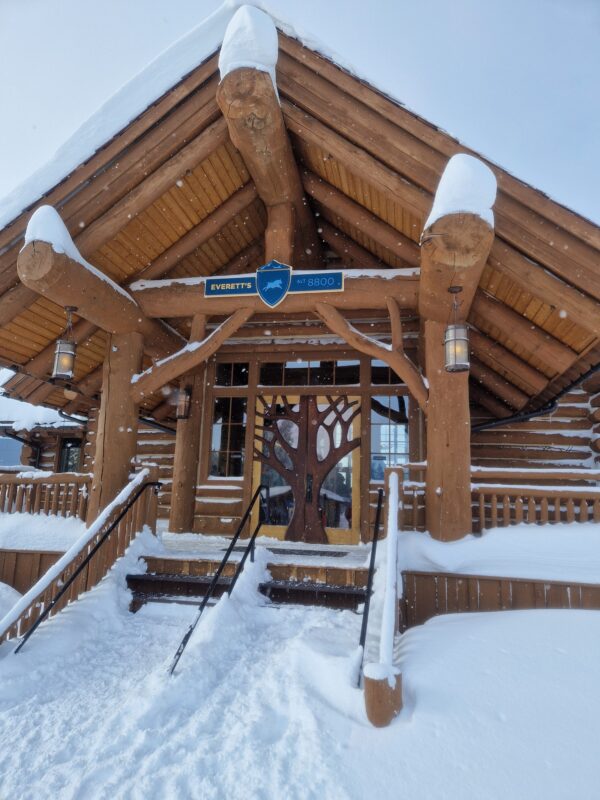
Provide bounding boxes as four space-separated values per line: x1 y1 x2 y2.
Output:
315 301 429 413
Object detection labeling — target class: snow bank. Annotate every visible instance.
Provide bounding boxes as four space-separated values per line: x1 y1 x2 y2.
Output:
1 546 600 799
23 205 135 302
0 512 86 552
424 153 497 229
0 583 21 619
398 524 600 583
219 5 279 92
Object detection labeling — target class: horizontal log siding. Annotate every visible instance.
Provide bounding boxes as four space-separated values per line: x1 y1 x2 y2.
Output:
471 390 594 474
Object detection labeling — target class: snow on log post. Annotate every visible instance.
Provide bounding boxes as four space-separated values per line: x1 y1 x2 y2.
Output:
17 206 183 360
419 155 497 540
169 314 206 534
216 5 321 268
364 471 402 727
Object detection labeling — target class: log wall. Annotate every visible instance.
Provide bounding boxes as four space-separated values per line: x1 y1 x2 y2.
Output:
471 389 593 472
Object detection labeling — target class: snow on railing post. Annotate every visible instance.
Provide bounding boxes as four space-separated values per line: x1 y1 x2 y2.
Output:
363 471 402 727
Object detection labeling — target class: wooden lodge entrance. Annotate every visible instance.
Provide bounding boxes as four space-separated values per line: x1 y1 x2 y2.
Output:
209 352 413 546
252 394 361 544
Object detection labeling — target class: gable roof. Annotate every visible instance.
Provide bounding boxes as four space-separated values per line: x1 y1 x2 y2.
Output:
0 14 599 422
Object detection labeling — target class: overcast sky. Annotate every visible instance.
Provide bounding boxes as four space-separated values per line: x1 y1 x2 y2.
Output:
0 0 598 223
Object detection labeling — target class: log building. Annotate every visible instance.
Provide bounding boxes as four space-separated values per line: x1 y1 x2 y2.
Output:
0 5 599 548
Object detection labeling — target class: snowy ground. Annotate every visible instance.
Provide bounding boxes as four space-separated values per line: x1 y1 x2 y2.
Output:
1 531 600 799
0 511 85 551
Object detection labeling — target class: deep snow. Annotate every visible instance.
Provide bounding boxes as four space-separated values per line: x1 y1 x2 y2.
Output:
1 530 600 799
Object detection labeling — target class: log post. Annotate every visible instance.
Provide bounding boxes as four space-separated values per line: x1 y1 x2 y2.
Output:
86 331 144 522
423 319 472 538
419 154 496 540
169 315 206 533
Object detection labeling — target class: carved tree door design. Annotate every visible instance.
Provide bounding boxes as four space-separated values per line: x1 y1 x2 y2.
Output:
254 394 360 543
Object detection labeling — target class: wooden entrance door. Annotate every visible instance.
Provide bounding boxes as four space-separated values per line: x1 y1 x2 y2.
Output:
254 395 360 544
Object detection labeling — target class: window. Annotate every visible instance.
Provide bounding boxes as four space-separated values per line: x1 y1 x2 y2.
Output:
58 438 82 472
215 362 249 387
371 359 402 385
370 395 408 480
259 360 360 386
209 397 247 477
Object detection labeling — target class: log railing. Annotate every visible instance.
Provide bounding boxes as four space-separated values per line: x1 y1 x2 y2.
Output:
473 485 600 532
0 472 92 519
0 466 159 647
384 464 600 533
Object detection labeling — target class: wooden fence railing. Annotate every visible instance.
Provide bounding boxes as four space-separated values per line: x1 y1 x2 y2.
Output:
0 466 159 646
384 464 600 533
473 485 600 532
0 472 92 519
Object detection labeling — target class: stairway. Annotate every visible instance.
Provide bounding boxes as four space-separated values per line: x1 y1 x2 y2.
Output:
127 553 369 612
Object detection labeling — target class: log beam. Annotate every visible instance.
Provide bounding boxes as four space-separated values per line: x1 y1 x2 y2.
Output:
131 307 254 402
130 182 259 283
469 357 530 410
469 329 548 396
303 171 420 268
471 292 577 375
314 301 428 411
87 331 144 521
169 315 206 533
319 221 387 270
17 241 183 359
214 241 264 275
217 67 321 268
129 272 419 318
264 202 295 264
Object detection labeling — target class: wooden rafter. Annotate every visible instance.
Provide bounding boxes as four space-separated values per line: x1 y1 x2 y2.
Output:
302 171 420 268
217 67 322 268
314 300 428 411
131 307 254 402
469 329 547 395
471 292 577 375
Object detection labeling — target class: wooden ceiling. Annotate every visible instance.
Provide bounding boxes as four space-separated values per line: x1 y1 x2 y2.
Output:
0 32 598 422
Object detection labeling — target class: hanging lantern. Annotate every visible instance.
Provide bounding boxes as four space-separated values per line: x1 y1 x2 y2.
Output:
444 323 469 372
52 307 77 380
176 386 192 420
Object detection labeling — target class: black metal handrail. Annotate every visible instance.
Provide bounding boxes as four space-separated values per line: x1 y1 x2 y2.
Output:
14 479 161 654
169 484 269 676
356 487 384 685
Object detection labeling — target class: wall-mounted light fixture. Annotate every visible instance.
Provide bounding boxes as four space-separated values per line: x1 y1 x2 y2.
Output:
444 288 469 373
52 306 77 380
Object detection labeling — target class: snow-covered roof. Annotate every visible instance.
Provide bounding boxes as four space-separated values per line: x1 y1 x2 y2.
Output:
0 372 81 432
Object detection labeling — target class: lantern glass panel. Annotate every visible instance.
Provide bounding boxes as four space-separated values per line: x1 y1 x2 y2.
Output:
444 324 469 372
52 340 76 380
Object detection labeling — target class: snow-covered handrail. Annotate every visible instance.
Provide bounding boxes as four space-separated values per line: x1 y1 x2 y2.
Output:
0 471 92 519
0 466 159 647
363 474 402 727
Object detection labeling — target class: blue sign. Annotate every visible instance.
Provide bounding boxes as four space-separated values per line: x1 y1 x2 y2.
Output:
204 261 344 306
256 261 292 308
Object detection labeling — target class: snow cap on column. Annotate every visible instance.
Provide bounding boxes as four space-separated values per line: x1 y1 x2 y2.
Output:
424 153 497 231
219 5 279 92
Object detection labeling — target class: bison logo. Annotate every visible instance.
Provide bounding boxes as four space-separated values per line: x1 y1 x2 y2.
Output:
256 260 292 308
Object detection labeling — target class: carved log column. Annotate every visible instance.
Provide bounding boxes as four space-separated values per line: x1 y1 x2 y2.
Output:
169 315 206 533
419 155 497 540
87 331 144 522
